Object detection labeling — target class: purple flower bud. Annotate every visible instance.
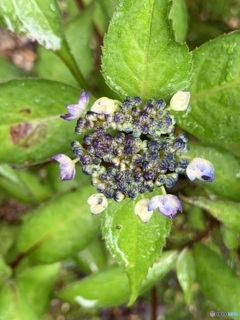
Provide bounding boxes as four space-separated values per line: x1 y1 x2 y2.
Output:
60 90 89 120
148 194 182 218
51 154 77 180
186 157 214 182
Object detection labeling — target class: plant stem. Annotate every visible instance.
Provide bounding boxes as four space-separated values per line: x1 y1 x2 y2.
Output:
151 285 158 320
56 40 87 89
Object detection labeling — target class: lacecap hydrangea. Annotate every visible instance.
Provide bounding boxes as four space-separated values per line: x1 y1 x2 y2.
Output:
52 90 214 223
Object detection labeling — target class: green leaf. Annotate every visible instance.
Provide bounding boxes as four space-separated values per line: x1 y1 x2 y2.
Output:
36 11 94 87
58 251 177 308
0 164 52 204
101 196 172 304
16 263 60 317
10 187 99 264
176 31 240 153
74 238 107 275
102 0 192 101
0 0 63 51
0 282 38 320
176 248 195 304
182 196 240 233
169 0 188 43
193 244 240 312
187 142 240 201
220 226 239 251
0 56 27 82
0 79 80 165
0 256 12 287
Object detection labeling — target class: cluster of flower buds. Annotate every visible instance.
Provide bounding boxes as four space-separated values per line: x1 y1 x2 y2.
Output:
52 90 214 222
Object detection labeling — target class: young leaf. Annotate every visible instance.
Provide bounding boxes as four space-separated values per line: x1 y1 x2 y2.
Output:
36 11 94 87
101 197 172 304
182 196 240 233
16 263 60 317
10 187 99 264
0 0 63 51
0 79 80 165
187 142 240 201
176 248 195 304
169 0 188 43
58 251 177 308
193 244 240 312
176 31 240 153
102 0 192 101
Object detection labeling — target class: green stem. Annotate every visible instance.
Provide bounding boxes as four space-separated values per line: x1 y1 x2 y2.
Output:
161 186 167 195
56 40 87 89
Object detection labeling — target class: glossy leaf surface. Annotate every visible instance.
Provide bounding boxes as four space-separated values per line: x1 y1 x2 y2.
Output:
0 0 63 51
0 79 80 164
101 196 172 304
102 0 192 101
176 31 240 153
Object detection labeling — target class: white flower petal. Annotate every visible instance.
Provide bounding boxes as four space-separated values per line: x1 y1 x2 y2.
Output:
135 199 153 223
87 193 108 215
170 91 191 111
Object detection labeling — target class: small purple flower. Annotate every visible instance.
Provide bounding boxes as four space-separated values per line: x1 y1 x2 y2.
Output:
60 90 89 120
51 154 78 180
148 194 183 218
186 157 214 182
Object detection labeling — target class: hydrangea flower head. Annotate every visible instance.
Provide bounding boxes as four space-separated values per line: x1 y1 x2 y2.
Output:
52 91 214 220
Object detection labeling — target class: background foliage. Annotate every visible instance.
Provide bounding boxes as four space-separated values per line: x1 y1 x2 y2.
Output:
0 0 239 319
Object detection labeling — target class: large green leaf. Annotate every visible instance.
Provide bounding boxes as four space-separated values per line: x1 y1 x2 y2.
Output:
36 11 93 87
0 0 63 51
102 0 192 101
16 263 60 317
0 79 80 164
9 187 99 263
193 244 240 312
176 31 240 153
101 196 172 304
182 196 240 233
187 142 240 201
58 251 177 308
